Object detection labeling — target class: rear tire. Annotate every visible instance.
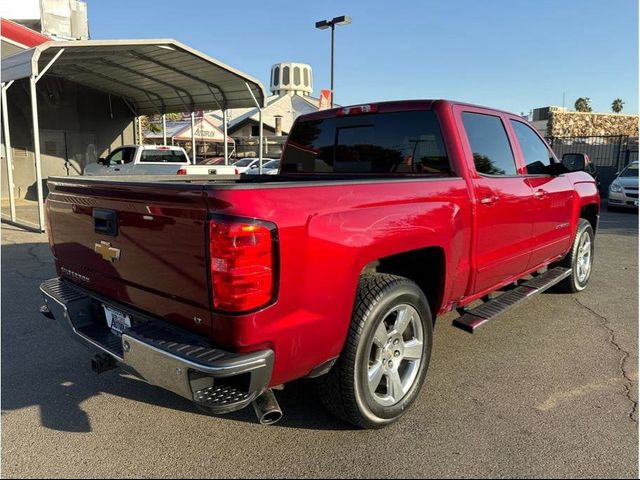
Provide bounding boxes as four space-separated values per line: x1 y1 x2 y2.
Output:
553 219 594 293
317 274 433 429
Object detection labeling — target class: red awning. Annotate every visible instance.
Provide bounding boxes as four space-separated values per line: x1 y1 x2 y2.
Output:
1 18 50 49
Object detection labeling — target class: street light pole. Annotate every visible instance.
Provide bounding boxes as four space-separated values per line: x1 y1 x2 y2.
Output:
316 15 351 108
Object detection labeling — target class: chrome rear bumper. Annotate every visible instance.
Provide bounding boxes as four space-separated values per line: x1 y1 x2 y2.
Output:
40 277 273 414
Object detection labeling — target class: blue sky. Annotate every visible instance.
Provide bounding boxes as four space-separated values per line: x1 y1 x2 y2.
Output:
88 0 638 114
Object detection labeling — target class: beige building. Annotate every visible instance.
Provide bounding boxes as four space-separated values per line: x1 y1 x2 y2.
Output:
208 62 329 156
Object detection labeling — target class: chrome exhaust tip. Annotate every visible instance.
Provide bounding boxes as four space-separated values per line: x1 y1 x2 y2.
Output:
252 389 282 425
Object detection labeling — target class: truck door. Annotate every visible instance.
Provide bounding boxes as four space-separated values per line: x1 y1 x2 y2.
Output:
508 119 574 268
456 109 535 294
103 146 136 175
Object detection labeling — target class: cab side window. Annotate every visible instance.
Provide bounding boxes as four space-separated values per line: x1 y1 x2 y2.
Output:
462 113 517 176
510 120 554 175
105 148 135 165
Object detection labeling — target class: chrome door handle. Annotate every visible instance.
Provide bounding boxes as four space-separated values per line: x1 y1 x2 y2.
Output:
480 195 499 205
534 189 548 199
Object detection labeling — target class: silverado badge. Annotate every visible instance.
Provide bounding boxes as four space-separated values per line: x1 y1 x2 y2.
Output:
94 241 121 262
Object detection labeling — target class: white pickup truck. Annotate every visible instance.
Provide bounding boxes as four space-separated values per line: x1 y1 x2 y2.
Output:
83 145 239 176
84 145 192 176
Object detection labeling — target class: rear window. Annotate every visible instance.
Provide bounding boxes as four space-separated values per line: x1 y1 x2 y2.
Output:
281 110 450 175
140 149 188 163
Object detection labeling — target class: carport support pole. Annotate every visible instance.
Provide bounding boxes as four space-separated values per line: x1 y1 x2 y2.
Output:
1 82 17 222
136 116 142 144
223 109 229 165
190 112 196 164
162 114 167 146
258 108 263 174
244 82 264 174
30 77 45 232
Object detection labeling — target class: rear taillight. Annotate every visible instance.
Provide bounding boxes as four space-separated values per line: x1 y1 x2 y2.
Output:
176 168 187 175
209 217 277 312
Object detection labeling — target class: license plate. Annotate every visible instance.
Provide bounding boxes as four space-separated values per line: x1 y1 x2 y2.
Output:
103 305 131 336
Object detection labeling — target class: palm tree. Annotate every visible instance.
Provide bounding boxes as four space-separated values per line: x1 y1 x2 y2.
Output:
611 98 624 113
574 97 592 112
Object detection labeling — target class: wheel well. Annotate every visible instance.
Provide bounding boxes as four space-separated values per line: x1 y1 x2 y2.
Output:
365 247 445 317
580 203 599 233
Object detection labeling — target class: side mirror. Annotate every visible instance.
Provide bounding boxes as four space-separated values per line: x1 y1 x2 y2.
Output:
562 153 589 172
98 157 108 166
250 164 258 169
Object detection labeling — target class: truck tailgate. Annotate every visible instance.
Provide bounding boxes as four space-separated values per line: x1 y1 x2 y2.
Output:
46 178 212 335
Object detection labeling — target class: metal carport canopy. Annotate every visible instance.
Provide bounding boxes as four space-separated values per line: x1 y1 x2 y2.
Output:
1 38 267 112
1 39 267 233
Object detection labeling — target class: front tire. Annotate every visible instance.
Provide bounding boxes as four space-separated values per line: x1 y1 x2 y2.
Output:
317 274 433 429
554 219 595 293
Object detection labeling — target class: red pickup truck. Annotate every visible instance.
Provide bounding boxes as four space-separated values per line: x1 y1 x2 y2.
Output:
41 100 600 429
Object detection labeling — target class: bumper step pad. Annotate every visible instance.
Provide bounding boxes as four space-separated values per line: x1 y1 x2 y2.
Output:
452 267 571 333
195 385 251 407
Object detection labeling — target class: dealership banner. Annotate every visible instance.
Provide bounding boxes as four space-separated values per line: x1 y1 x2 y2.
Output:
319 90 332 110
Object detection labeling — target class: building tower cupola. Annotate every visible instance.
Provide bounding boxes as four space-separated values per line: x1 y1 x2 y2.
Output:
270 62 313 97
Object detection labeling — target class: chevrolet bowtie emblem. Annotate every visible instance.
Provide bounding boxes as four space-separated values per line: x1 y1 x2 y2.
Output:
94 241 121 262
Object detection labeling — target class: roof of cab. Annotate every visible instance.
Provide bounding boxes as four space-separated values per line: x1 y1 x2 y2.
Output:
295 99 520 123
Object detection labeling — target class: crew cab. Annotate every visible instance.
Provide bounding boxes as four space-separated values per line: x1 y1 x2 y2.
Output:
84 145 191 176
40 100 600 428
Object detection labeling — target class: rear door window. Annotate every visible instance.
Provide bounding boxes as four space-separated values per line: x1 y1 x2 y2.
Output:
140 149 188 163
281 110 450 175
462 113 517 176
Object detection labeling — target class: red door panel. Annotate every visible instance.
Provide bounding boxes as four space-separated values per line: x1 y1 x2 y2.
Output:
453 106 536 296
526 175 574 267
473 177 534 293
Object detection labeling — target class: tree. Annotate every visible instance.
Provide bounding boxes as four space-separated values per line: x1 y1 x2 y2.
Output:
140 113 184 135
611 98 624 113
574 97 592 112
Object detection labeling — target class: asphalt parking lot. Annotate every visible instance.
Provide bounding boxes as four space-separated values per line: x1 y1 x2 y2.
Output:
1 206 637 478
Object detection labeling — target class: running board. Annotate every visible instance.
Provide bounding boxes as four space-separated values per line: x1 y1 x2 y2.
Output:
452 267 571 333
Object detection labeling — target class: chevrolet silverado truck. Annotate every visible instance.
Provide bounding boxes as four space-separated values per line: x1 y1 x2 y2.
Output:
40 100 600 428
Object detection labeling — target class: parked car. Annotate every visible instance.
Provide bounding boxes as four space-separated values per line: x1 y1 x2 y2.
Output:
84 145 191 176
232 157 261 173
244 159 280 175
607 161 639 210
176 157 238 176
41 100 599 429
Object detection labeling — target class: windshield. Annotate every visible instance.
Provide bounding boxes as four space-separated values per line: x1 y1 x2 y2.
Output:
620 163 639 177
139 149 188 163
234 158 256 167
281 110 450 175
